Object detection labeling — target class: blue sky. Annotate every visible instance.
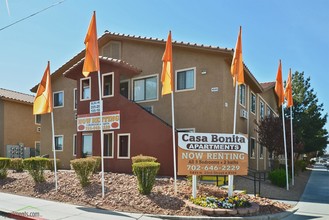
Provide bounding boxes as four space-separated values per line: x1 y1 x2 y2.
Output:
1 0 329 145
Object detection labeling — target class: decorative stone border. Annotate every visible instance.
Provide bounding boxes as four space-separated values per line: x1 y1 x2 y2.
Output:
185 200 259 216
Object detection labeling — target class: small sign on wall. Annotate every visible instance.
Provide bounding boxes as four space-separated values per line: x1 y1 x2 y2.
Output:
211 87 219 92
90 100 102 113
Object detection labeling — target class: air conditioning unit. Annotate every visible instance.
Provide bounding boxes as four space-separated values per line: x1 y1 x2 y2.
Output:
240 109 248 119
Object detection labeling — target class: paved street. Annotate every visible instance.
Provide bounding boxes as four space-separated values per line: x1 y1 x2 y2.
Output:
282 163 329 220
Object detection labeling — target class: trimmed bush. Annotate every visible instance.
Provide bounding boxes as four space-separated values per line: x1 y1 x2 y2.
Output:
0 157 10 179
70 158 97 187
10 158 24 172
47 159 61 171
132 155 157 164
91 156 101 173
132 161 160 195
268 169 287 188
23 157 49 183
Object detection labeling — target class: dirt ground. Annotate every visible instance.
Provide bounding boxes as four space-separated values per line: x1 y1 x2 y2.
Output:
0 169 311 217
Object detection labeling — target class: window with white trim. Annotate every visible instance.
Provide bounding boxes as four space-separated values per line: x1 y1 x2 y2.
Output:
118 134 130 159
35 114 41 124
73 88 77 110
133 75 158 102
82 133 92 157
250 138 256 158
73 134 77 156
250 93 256 114
53 91 64 108
260 100 265 120
104 132 114 158
176 68 195 91
35 141 41 156
259 145 264 159
239 84 246 106
54 135 63 151
102 41 121 59
80 78 91 100
103 72 114 97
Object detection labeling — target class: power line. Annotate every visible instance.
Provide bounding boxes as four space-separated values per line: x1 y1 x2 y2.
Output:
0 0 66 32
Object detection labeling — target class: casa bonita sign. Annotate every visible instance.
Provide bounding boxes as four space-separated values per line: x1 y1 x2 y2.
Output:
178 132 248 176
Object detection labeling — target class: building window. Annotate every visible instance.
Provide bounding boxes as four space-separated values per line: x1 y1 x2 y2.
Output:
73 88 77 110
82 133 93 157
133 75 158 102
250 138 255 158
35 114 41 124
35 141 41 156
103 72 114 97
102 41 121 59
118 134 130 159
250 93 256 114
53 91 64 108
267 105 272 117
120 80 130 99
104 132 114 158
80 78 91 100
73 134 77 156
259 145 264 159
260 100 265 120
176 68 195 91
239 84 246 106
54 135 63 151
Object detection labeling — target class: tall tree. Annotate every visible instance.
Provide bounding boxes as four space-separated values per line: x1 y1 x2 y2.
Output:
287 71 328 154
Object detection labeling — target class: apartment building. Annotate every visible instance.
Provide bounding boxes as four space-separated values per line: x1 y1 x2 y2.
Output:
0 88 40 157
31 32 279 175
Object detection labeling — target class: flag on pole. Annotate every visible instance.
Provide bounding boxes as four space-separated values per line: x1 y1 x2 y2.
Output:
33 61 52 115
82 11 100 77
161 31 173 95
230 26 244 86
285 69 293 108
275 60 284 106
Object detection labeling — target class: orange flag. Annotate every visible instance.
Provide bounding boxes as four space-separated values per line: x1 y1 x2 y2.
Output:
33 61 53 115
285 69 293 108
230 26 244 86
82 11 100 77
275 60 285 106
161 31 173 95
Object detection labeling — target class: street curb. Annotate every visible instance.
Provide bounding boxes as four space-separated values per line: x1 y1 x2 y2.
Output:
145 206 299 220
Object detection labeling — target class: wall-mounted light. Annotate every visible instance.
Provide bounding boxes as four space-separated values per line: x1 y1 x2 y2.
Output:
201 69 207 75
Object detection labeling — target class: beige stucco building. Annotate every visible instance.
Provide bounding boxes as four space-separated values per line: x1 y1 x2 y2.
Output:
31 32 279 173
0 88 40 157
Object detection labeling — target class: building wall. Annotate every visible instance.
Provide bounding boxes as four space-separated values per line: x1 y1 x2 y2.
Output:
2 100 39 155
0 100 4 156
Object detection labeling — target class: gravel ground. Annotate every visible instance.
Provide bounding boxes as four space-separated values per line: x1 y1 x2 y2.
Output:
0 169 310 217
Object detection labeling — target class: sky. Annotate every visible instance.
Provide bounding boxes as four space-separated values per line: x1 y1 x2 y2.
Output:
0 0 329 150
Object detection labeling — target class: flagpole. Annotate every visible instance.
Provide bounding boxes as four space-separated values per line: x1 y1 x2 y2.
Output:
281 105 289 190
51 112 58 191
97 70 105 198
171 92 177 194
290 107 294 186
229 80 239 197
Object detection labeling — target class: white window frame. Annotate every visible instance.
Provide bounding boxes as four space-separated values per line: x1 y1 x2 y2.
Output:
35 114 41 125
102 72 114 98
250 92 256 115
132 74 159 103
117 133 130 159
80 77 91 101
259 144 264 159
175 67 196 92
73 88 77 110
260 99 265 120
53 91 64 108
250 137 256 159
73 134 77 156
239 84 246 107
82 133 93 157
104 131 114 158
54 135 64 151
35 141 41 156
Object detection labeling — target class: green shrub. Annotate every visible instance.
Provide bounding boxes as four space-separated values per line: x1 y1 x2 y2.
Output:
23 157 49 183
70 158 97 187
295 160 307 176
268 169 287 188
0 157 10 179
91 156 101 173
132 161 160 195
132 154 157 164
10 158 24 172
47 159 61 171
